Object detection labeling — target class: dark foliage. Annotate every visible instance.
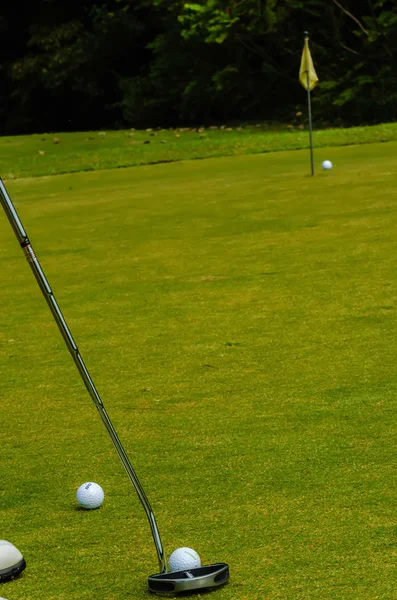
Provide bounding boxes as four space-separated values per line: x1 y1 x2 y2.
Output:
0 0 396 133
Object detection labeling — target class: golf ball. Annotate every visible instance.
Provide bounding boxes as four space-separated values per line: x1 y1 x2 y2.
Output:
169 547 201 572
76 482 104 509
322 160 333 170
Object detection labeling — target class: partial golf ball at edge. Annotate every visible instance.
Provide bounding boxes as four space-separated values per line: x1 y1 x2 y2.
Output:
322 160 333 170
169 547 201 572
76 482 104 509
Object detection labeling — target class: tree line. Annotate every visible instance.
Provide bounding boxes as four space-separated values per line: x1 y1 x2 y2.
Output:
0 0 396 134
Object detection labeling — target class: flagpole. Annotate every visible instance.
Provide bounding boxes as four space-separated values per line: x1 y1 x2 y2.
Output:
305 32 315 176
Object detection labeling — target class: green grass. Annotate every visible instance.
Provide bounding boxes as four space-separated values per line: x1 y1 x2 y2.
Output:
0 136 397 599
1 121 397 179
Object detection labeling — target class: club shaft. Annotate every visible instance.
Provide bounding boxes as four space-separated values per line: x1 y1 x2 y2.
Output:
0 179 167 573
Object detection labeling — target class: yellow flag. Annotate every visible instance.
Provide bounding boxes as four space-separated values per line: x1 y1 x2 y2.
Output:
299 38 318 91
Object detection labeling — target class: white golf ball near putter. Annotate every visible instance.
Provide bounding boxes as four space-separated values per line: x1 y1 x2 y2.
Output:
169 547 201 572
76 482 104 509
322 159 333 170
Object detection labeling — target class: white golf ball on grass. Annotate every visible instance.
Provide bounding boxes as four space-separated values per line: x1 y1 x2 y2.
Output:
169 547 201 572
76 482 104 509
322 160 333 170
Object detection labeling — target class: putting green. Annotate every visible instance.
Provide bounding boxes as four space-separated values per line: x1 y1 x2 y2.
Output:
0 142 396 599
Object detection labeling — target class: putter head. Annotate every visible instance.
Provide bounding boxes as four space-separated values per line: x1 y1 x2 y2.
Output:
148 562 229 594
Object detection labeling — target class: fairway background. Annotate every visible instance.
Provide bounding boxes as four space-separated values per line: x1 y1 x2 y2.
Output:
1 144 396 599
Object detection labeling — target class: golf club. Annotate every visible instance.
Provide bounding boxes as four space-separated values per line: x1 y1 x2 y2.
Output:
0 179 229 594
